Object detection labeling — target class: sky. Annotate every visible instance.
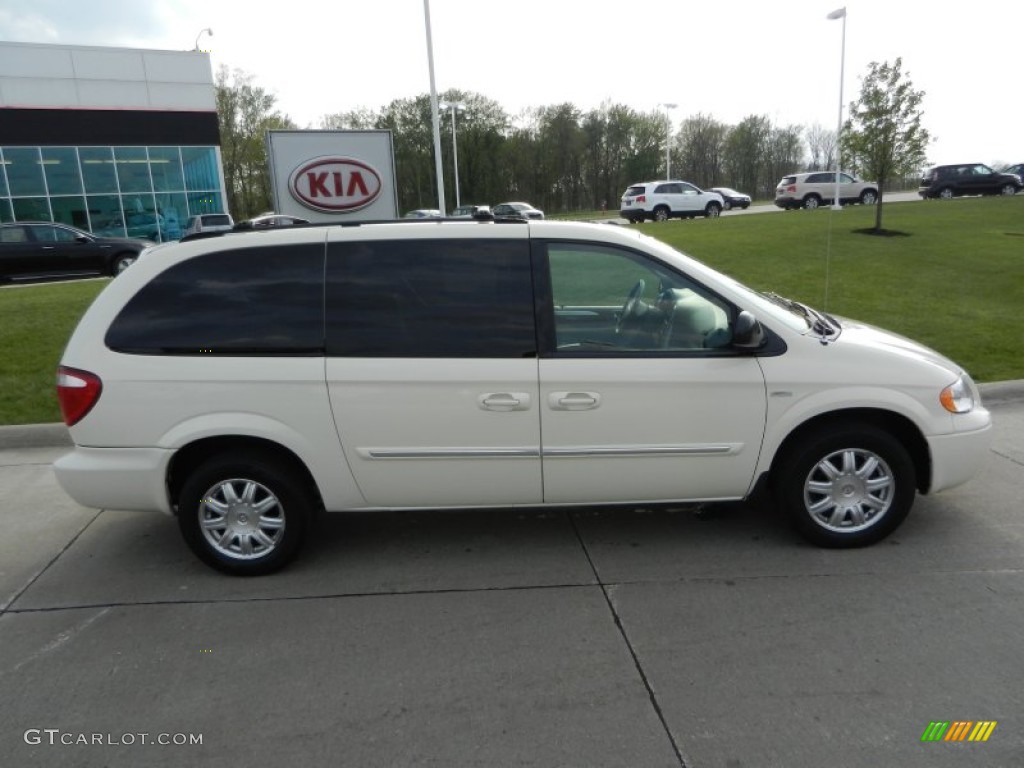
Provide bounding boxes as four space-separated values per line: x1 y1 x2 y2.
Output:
1 0 1021 168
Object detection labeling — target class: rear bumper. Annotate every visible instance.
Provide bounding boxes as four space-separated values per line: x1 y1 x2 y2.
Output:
53 446 175 515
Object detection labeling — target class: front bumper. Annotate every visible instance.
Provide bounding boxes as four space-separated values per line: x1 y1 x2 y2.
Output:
926 421 993 494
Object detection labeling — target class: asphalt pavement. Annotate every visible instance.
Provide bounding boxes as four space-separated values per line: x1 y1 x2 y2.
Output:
2 382 1023 768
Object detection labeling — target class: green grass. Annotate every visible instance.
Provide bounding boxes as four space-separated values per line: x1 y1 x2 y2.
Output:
0 279 108 425
1 196 1021 425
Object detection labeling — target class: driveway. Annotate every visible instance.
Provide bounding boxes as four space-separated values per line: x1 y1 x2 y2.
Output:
2 388 1022 767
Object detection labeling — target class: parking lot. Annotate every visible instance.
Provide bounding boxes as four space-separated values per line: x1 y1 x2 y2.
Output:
2 385 1022 767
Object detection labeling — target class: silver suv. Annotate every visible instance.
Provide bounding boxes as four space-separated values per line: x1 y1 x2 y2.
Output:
620 181 724 223
774 172 879 210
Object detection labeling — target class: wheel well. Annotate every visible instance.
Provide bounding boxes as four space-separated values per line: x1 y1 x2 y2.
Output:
166 436 324 515
770 409 930 494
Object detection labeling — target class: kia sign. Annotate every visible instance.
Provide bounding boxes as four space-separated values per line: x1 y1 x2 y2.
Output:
288 157 382 213
267 130 398 221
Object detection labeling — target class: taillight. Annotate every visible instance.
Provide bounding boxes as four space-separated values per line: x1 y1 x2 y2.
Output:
786 185 796 193
56 366 103 426
636 195 646 203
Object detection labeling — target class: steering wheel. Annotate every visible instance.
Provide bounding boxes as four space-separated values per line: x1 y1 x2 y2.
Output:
615 279 646 334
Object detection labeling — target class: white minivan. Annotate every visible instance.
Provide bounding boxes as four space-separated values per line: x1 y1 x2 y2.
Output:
53 220 991 574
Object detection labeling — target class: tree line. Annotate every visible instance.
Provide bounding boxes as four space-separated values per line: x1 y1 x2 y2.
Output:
215 65 920 219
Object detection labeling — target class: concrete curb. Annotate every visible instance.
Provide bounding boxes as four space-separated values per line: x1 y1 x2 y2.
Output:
3 380 1023 450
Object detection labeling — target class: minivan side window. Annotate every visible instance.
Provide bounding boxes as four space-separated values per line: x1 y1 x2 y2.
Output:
538 241 733 355
105 245 324 354
325 239 536 357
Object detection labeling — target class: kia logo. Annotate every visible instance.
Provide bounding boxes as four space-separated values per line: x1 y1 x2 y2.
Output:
288 156 382 213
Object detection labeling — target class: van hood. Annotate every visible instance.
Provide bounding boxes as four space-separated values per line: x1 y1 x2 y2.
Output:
830 316 963 375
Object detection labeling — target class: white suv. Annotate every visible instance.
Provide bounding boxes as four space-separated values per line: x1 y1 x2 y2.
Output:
775 172 879 210
620 181 724 223
54 220 991 574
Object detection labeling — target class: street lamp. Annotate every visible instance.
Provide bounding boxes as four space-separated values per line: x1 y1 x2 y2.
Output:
423 0 447 215
827 7 847 210
442 101 466 209
193 28 213 51
658 103 678 180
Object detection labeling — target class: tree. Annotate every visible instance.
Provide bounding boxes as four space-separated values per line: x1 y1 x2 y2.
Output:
841 58 930 231
215 66 295 218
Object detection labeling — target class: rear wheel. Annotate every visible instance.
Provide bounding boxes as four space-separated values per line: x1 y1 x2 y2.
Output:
774 424 916 548
939 187 955 199
178 453 313 575
802 195 821 210
722 200 733 211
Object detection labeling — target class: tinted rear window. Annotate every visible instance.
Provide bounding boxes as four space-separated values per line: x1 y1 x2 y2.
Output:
105 244 324 354
625 186 646 196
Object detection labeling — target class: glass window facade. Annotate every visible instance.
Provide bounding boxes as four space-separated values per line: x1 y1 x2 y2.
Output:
0 145 225 242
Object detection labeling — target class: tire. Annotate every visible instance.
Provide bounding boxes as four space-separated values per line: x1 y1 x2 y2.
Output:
177 453 313 575
111 253 136 276
774 424 916 548
653 206 670 222
722 200 733 211
705 202 721 218
1000 184 1017 196
860 189 878 205
938 187 955 199
802 195 821 210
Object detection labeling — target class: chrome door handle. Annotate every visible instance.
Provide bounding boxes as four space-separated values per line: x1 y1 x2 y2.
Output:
478 392 532 412
548 392 601 411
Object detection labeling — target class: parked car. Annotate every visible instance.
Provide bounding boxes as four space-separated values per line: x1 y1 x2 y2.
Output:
492 202 544 220
233 214 310 230
918 164 1022 199
1000 163 1023 182
775 172 879 210
182 213 234 238
53 220 991 575
710 187 752 211
619 181 724 222
96 212 174 241
451 204 492 218
403 209 442 219
0 221 151 282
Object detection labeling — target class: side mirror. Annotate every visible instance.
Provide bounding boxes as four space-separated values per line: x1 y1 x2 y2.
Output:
732 310 765 349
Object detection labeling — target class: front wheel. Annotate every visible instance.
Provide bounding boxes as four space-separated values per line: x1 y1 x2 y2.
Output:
1000 184 1018 196
705 203 721 218
178 453 313 575
111 253 136 275
653 206 670 222
774 425 916 548
802 195 821 210
860 189 878 205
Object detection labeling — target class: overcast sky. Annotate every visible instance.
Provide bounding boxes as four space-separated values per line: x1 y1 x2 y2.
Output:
2 0 1021 168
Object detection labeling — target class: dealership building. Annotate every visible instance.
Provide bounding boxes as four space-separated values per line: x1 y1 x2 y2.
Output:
0 40 226 241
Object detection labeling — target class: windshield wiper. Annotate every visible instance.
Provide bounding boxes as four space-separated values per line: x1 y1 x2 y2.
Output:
762 292 840 338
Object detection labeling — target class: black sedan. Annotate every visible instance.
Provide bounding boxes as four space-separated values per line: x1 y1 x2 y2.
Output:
710 187 752 210
0 222 152 283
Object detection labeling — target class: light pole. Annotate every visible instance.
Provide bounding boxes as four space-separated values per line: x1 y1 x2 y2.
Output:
827 7 847 210
442 101 466 209
193 28 213 51
423 0 447 215
658 103 678 180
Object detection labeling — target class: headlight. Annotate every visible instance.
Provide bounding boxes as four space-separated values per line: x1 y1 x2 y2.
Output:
940 375 975 414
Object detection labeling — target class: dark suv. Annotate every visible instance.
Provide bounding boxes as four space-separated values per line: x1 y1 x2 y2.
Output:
918 164 1022 199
